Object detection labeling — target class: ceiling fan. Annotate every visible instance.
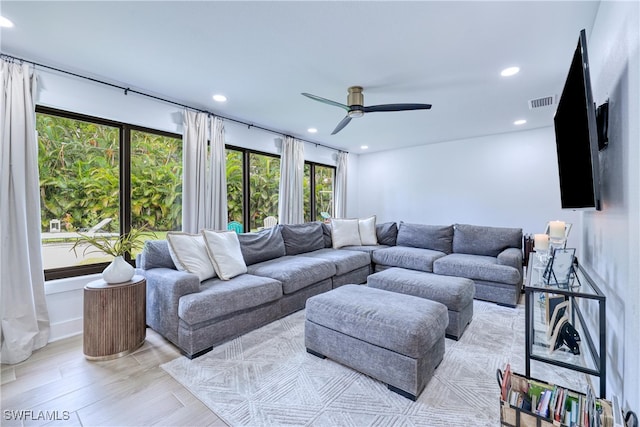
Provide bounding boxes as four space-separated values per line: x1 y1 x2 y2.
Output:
301 86 432 135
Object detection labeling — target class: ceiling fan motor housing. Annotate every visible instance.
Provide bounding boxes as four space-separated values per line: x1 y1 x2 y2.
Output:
347 86 365 117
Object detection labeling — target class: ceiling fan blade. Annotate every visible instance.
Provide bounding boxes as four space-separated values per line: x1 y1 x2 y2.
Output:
302 93 350 111
331 116 352 135
363 103 432 113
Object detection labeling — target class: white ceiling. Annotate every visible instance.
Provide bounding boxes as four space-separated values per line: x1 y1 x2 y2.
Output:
0 1 601 153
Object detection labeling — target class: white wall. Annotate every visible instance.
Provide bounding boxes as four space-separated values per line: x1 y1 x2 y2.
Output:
583 0 639 409
34 68 343 341
355 127 582 248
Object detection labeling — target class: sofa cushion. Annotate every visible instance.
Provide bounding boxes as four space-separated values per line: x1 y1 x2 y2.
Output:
358 215 378 246
498 247 524 271
280 222 325 255
247 255 336 294
202 230 247 280
138 240 176 270
237 227 286 266
300 248 371 276
367 267 475 312
166 232 216 282
453 224 522 257
331 218 361 249
341 245 390 255
372 246 446 273
376 222 398 246
397 222 453 254
433 253 521 285
178 274 282 325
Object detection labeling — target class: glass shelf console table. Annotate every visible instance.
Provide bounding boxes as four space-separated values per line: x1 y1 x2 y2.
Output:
525 252 606 397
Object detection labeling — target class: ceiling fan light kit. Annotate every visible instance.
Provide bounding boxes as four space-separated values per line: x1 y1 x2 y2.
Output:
302 86 432 135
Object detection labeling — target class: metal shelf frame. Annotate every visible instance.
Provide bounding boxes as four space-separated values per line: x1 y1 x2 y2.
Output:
525 253 606 398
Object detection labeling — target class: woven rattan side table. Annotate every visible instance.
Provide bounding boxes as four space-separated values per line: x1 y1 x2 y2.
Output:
83 274 146 360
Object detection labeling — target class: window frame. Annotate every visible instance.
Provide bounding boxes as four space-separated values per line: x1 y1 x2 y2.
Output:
36 106 181 281
226 146 335 230
305 161 336 222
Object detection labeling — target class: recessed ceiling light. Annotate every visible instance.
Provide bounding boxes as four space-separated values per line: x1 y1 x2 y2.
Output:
307 128 318 133
360 145 369 150
0 16 14 28
212 94 227 102
514 119 527 125
501 66 520 77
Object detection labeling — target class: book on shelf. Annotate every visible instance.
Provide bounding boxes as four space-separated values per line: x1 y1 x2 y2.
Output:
501 363 512 401
498 365 625 427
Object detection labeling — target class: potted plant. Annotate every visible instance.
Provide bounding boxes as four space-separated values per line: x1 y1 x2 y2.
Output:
71 226 156 284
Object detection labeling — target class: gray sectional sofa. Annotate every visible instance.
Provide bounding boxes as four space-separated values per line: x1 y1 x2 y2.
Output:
372 222 524 306
137 222 371 358
137 220 523 358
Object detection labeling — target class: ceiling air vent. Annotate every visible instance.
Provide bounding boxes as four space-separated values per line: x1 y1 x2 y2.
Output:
528 95 555 109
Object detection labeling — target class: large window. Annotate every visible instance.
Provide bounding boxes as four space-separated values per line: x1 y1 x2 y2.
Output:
304 162 335 222
227 147 334 231
249 152 280 232
37 107 181 280
37 108 335 279
130 129 182 245
226 148 244 225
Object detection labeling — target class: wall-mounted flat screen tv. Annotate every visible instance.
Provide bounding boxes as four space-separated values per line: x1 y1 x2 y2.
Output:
553 28 602 210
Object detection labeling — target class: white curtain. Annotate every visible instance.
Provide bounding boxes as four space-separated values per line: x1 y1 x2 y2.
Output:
182 111 227 232
278 137 304 224
0 60 50 364
182 110 208 233
207 117 227 230
334 151 348 218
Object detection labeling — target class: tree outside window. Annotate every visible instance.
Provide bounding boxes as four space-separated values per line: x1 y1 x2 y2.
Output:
37 108 181 279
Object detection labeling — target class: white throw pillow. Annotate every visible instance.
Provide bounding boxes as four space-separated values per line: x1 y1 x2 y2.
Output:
202 230 247 280
331 218 362 249
166 232 216 282
359 215 378 246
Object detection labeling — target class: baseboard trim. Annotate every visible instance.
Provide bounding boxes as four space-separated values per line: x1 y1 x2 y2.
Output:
48 316 83 342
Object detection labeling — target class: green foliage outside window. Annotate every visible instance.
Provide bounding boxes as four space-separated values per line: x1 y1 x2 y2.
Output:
249 153 280 231
226 149 243 223
131 130 182 231
37 113 182 234
38 114 121 232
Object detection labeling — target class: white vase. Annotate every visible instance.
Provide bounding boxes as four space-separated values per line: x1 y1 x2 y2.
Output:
102 255 135 284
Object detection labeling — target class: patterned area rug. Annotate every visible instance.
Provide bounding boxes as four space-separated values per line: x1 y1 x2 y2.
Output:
161 299 588 426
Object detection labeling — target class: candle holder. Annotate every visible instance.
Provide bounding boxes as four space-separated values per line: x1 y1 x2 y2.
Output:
535 248 549 266
549 236 567 253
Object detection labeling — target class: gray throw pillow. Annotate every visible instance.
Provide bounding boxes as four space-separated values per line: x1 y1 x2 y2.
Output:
396 222 454 254
376 222 398 246
321 222 332 248
280 222 325 255
237 227 286 265
138 240 176 270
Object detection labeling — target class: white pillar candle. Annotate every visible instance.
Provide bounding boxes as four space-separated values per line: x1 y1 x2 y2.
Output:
534 233 549 250
548 220 566 239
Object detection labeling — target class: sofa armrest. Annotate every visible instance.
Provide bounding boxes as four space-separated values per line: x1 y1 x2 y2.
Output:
497 248 523 278
143 267 200 345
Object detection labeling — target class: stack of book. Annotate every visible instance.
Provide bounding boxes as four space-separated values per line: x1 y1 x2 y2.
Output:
499 363 616 427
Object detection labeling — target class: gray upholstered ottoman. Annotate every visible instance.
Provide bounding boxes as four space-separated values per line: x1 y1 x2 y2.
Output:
305 284 448 400
367 267 475 340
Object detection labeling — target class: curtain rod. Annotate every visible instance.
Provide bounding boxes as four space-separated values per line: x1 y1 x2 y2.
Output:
1 53 347 154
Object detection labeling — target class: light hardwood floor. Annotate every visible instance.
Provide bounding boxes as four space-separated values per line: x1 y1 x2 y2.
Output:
1 330 228 427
